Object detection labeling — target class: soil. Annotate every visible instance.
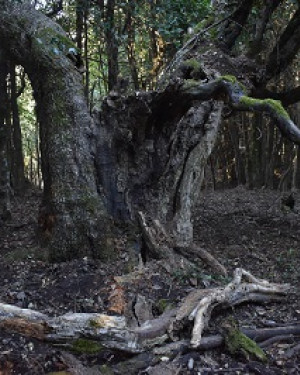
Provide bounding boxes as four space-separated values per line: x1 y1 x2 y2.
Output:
0 186 299 374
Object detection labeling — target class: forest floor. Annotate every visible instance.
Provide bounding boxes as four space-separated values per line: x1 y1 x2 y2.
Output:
0 187 299 374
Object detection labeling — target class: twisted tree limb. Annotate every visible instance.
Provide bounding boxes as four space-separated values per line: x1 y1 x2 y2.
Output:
179 77 300 145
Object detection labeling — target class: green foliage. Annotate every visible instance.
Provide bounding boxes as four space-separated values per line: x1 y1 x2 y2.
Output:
171 265 230 286
149 0 211 48
182 58 202 72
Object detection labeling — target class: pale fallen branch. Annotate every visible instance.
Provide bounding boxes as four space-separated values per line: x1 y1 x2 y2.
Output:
169 268 290 347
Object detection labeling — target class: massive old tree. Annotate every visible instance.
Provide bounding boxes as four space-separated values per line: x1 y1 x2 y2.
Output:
0 0 299 265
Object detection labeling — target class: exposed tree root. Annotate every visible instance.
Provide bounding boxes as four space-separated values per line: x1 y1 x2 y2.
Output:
0 269 292 355
137 211 227 276
174 244 227 277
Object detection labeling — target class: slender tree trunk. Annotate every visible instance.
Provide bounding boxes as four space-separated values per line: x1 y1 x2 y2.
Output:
229 118 246 185
105 0 119 91
293 145 300 189
0 49 11 220
83 8 90 104
9 63 25 194
126 0 139 90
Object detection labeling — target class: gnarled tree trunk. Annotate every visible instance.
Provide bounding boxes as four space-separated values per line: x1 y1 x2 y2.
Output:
0 1 299 266
0 2 112 261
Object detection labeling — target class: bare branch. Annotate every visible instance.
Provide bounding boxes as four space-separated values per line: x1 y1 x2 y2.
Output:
169 268 289 348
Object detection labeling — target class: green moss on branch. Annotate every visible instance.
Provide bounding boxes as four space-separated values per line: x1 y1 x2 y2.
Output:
224 326 267 362
219 75 247 93
240 96 290 119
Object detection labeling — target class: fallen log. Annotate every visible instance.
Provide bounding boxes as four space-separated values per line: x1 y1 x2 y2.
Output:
0 269 292 353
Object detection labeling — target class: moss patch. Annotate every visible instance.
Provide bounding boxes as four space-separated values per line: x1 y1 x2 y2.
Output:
71 338 103 354
219 75 247 93
182 58 201 70
181 59 206 80
99 365 114 375
224 325 267 362
32 27 78 65
156 299 174 314
182 79 200 91
35 27 77 54
240 96 290 119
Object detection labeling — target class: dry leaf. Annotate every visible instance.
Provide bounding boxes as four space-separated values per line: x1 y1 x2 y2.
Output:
107 283 126 314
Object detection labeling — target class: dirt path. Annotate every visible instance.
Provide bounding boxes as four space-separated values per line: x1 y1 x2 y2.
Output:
0 187 299 374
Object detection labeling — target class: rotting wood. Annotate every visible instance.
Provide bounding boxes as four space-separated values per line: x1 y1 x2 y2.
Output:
0 269 292 355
